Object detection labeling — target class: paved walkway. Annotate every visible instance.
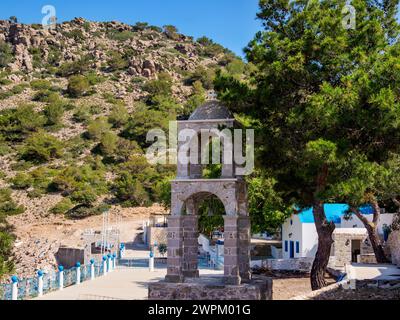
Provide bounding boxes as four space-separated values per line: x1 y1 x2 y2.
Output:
34 267 223 300
35 267 167 300
35 220 225 300
349 263 400 281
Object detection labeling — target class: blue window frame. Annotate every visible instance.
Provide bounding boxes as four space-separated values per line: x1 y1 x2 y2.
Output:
296 241 300 254
285 241 288 252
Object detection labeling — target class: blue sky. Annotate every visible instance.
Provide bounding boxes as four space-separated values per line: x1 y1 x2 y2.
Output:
0 0 262 57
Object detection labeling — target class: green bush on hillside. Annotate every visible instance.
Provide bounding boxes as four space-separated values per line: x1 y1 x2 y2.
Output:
0 188 25 219
0 105 46 141
98 131 118 157
44 102 64 126
18 131 63 163
10 172 33 190
30 79 52 91
57 55 93 77
113 172 150 207
108 104 129 127
0 41 14 67
67 75 90 98
50 198 74 215
86 117 111 141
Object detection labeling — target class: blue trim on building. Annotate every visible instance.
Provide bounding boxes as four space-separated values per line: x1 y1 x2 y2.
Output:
297 204 373 224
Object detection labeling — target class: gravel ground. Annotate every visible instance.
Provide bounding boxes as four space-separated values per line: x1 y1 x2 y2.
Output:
253 269 336 300
311 287 400 300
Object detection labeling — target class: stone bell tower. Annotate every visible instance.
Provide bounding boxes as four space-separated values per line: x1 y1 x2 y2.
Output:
165 97 251 285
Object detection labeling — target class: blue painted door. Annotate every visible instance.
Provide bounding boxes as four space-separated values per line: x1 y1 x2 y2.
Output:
289 241 295 258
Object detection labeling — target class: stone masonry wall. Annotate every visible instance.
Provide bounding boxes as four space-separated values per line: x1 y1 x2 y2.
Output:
388 230 400 266
148 227 167 254
149 277 272 300
264 257 314 272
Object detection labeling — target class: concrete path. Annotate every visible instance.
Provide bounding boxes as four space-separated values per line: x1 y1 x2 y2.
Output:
34 267 223 300
35 267 166 300
349 263 400 280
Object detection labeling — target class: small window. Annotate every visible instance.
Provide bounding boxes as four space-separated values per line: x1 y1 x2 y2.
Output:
296 241 300 254
285 241 288 252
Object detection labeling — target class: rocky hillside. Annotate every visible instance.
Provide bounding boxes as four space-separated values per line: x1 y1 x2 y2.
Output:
0 18 247 281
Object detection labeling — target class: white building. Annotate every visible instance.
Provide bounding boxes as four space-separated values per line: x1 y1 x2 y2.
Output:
281 204 393 260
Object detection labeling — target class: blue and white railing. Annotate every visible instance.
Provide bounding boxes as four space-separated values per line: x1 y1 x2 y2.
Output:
0 254 118 301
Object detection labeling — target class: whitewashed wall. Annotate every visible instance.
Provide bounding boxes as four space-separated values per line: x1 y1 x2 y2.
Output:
340 214 393 234
281 215 302 259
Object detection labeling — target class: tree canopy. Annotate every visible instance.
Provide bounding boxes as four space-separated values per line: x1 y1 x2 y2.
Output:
215 0 400 289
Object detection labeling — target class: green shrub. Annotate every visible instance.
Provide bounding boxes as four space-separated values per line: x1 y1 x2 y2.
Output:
163 25 179 40
0 78 12 86
107 30 135 42
107 51 129 71
85 72 106 85
102 93 124 105
86 117 111 141
132 22 149 32
0 143 11 156
30 79 52 91
33 90 61 103
0 188 25 218
29 166 59 192
0 230 15 280
57 55 93 77
63 29 85 41
113 139 142 162
0 91 12 100
72 105 91 123
64 135 91 158
0 105 46 141
158 243 167 256
50 164 107 200
197 36 226 58
44 102 64 126
51 198 74 215
0 84 28 100
113 172 150 207
70 185 98 206
66 204 108 220
185 66 215 89
10 172 33 190
183 81 206 116
11 84 28 95
121 104 171 147
143 72 173 97
0 41 14 68
67 75 90 98
98 131 118 156
108 104 129 127
18 131 63 163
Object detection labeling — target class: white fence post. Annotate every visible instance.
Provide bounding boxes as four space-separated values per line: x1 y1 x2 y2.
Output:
76 262 81 285
37 270 44 297
58 266 64 290
11 276 18 300
103 256 107 276
149 251 154 272
90 259 95 280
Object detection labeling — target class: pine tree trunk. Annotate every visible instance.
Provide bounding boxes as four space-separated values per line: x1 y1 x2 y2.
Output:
350 204 389 264
365 224 389 264
310 202 335 291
